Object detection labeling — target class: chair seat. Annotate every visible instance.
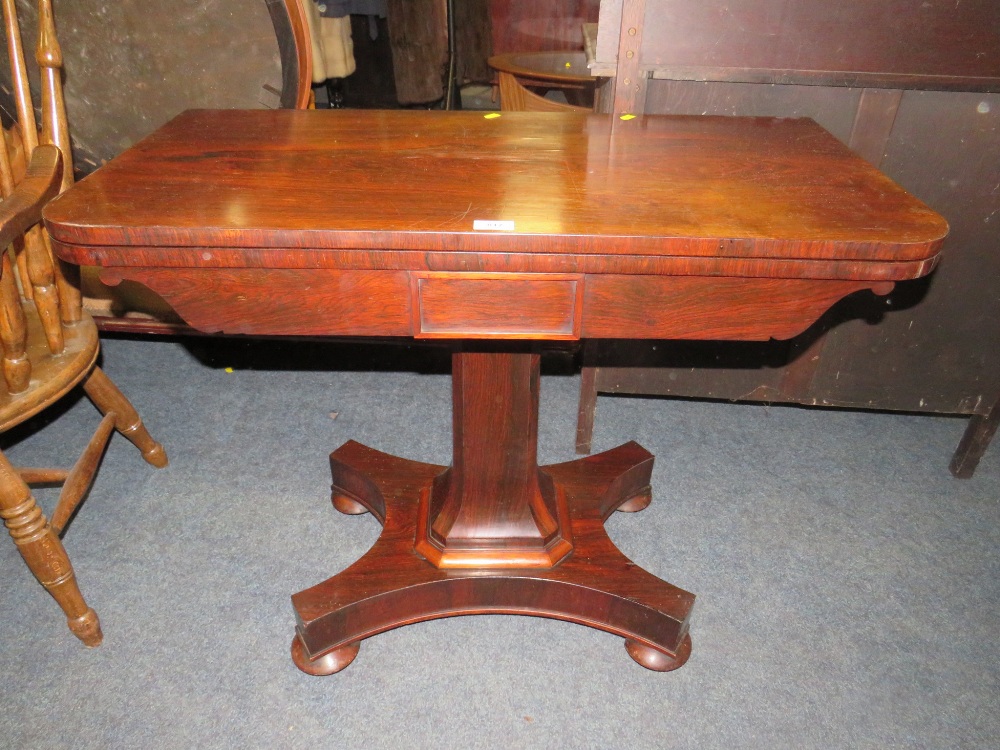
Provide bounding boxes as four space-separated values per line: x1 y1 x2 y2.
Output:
0 305 98 432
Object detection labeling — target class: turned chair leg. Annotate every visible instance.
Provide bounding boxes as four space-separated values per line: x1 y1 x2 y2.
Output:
82 366 168 468
0 451 102 646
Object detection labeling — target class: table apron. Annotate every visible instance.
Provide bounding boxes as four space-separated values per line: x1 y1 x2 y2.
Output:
97 267 890 341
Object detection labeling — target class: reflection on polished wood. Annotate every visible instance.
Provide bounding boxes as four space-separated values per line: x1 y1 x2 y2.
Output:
44 109 945 672
45 110 946 264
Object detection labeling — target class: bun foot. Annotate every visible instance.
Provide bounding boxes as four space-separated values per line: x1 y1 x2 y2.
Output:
291 635 360 675
617 486 652 513
625 634 692 672
332 492 369 515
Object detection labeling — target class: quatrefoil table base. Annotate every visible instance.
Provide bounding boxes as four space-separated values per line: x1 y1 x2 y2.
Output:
290 351 694 675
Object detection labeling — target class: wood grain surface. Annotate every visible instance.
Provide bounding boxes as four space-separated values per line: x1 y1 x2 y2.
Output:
294 436 693 673
91 266 894 342
44 109 946 267
594 0 1000 91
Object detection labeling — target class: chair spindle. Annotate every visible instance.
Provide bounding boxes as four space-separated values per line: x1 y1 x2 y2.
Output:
36 0 81 321
0 118 30 391
1 0 63 351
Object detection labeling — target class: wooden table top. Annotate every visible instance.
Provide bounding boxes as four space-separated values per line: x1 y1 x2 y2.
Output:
45 109 946 280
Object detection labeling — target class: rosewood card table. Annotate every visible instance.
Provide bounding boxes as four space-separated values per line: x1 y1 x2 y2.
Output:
43 109 946 675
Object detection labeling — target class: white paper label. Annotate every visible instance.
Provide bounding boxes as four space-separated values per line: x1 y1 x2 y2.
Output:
473 220 515 232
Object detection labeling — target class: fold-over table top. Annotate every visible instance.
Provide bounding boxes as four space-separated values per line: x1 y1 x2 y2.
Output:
45 109 946 280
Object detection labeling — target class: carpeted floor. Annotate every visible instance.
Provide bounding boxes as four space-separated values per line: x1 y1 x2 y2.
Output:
1 335 997 749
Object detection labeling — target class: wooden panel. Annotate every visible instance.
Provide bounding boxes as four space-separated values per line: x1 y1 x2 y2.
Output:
596 0 1000 90
97 268 413 337
582 276 891 341
490 0 600 56
809 90 1000 413
643 79 861 145
413 273 581 339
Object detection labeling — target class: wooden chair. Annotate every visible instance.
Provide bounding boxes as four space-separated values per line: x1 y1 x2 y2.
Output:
0 0 167 646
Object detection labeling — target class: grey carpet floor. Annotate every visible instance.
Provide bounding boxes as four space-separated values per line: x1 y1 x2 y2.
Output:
1 336 997 749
